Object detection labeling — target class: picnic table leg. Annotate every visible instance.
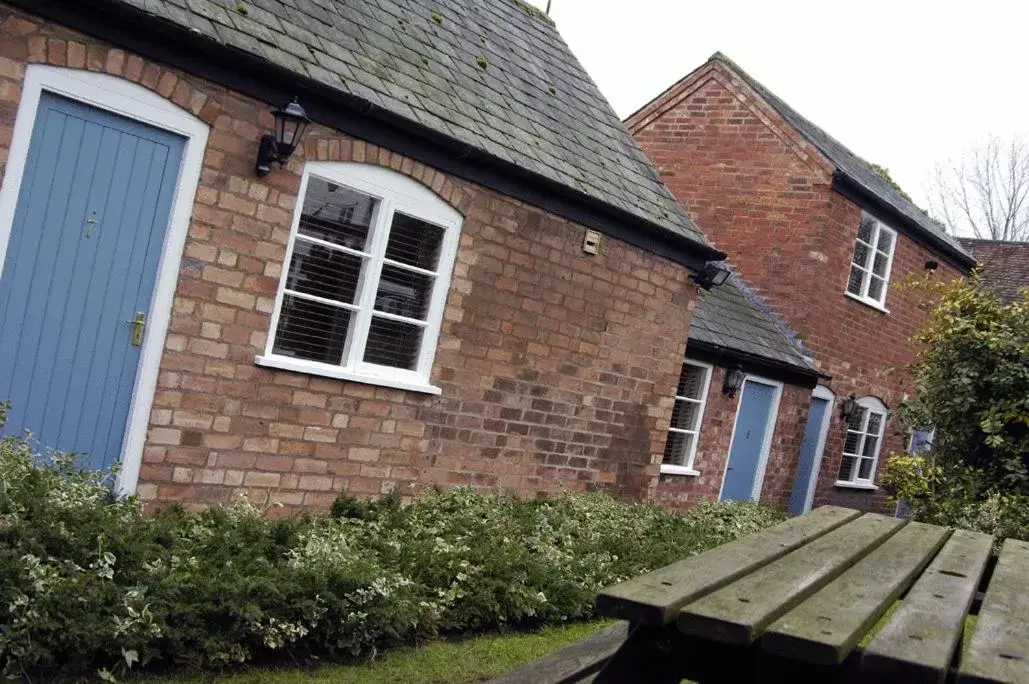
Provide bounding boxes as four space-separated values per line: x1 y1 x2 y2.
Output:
592 623 686 684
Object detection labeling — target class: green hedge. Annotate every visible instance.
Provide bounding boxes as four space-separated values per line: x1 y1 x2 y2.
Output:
0 416 785 679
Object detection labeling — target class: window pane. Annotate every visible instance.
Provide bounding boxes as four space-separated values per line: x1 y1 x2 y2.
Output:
846 407 866 432
670 400 700 430
286 240 364 304
847 265 865 295
297 177 377 250
363 316 423 369
852 241 871 269
873 252 889 277
386 212 446 271
858 457 874 480
677 364 706 399
876 229 894 255
858 215 876 243
867 275 885 302
662 431 694 466
867 411 883 436
843 430 862 455
374 264 434 320
838 455 857 481
272 294 351 364
862 434 879 459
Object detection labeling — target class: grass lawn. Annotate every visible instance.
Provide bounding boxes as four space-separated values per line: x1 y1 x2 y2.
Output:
153 620 614 684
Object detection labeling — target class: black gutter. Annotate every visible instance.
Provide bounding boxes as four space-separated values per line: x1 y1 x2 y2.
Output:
685 339 825 390
832 171 976 272
14 0 725 271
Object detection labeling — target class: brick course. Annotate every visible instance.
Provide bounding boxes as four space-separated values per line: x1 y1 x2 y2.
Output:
0 4 703 513
629 61 964 512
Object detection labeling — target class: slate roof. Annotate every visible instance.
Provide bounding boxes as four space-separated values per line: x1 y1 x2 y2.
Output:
707 53 974 268
104 0 715 254
960 238 1029 304
689 274 818 376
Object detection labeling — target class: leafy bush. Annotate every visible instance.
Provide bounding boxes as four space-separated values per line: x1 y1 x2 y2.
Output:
0 418 785 680
904 274 1029 490
881 455 1029 543
880 276 1029 542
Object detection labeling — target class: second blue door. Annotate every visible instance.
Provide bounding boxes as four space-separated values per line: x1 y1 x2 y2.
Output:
788 396 831 514
721 380 777 501
0 92 185 471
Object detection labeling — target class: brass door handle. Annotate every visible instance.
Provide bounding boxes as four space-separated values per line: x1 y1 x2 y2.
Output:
125 312 146 346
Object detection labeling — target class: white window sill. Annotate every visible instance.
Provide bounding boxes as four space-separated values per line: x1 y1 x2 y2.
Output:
844 291 890 314
834 480 878 491
254 355 442 395
660 464 701 477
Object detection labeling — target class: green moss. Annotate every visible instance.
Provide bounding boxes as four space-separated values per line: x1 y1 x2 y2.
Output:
235 2 248 15
548 86 556 96
511 0 555 26
476 56 488 70
430 10 443 24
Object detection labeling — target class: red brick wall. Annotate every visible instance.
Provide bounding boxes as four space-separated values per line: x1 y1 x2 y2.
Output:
0 5 702 513
629 61 964 512
653 364 811 510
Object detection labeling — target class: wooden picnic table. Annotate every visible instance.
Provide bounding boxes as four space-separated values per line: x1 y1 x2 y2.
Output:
494 506 1029 684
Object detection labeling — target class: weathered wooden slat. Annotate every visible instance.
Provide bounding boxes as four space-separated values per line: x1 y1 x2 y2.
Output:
488 622 630 684
958 538 1029 684
861 528 993 683
677 513 904 645
595 505 860 625
762 521 951 665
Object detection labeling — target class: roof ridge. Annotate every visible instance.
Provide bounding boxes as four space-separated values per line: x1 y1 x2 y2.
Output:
959 237 1029 245
725 268 816 365
707 52 974 267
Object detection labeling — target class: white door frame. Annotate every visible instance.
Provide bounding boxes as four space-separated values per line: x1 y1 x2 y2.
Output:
799 384 836 513
0 65 209 495
717 373 784 502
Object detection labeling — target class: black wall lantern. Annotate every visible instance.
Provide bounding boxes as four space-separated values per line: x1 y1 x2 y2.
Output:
840 395 859 422
691 262 731 291
722 364 746 397
255 98 311 177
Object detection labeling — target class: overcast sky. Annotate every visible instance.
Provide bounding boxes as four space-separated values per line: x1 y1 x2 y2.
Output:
526 0 1029 231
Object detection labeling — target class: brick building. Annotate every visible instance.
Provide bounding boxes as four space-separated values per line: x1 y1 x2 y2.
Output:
628 53 976 512
654 273 821 511
0 0 741 512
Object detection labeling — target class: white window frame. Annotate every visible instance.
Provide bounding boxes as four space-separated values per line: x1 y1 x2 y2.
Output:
845 212 897 310
835 396 887 489
255 162 462 395
660 359 713 476
907 426 936 454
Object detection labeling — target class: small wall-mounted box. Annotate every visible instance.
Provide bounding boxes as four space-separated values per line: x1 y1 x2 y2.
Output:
582 229 602 255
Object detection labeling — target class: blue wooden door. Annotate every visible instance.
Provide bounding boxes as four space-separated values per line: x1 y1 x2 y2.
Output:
0 92 184 471
788 396 830 514
721 380 777 501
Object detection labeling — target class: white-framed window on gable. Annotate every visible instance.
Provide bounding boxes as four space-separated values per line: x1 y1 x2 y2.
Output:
255 162 463 395
836 396 888 487
846 212 897 308
661 359 712 475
